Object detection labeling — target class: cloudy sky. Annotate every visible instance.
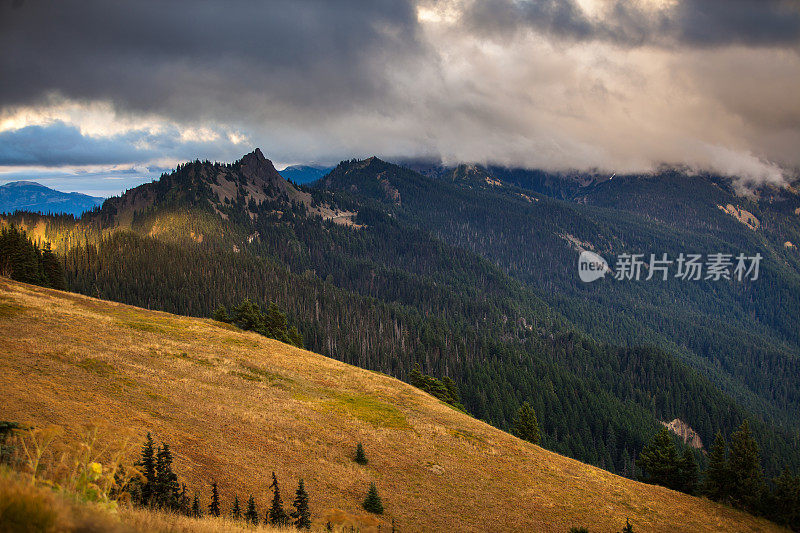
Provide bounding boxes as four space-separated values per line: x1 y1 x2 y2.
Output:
1 0 798 195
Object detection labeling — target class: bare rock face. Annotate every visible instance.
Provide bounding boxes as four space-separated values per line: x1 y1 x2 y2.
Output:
661 418 704 449
238 148 286 188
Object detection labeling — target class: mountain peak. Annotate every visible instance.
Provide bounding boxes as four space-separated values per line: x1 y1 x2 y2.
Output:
1 180 46 188
237 148 283 185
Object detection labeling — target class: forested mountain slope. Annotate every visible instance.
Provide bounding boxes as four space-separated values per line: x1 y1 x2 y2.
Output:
2 150 798 481
322 158 800 436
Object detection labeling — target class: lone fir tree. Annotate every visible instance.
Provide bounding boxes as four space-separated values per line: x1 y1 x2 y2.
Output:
136 432 156 506
268 472 289 525
291 478 311 529
363 482 384 514
245 495 259 525
191 492 202 518
513 401 540 445
231 494 241 520
355 442 368 465
208 481 221 517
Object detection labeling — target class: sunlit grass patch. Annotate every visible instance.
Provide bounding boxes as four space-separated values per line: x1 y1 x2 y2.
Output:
328 392 410 429
173 352 214 367
124 320 170 334
240 363 292 384
222 335 260 348
77 357 115 375
229 370 262 382
0 297 25 319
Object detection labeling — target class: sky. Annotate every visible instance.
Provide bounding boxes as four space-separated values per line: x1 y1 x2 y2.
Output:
0 0 798 196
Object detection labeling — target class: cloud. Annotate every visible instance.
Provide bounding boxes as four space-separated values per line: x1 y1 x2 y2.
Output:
456 0 800 48
0 121 247 166
0 0 798 190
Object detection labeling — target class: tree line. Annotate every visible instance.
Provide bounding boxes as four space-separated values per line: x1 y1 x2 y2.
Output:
637 421 800 531
0 225 65 290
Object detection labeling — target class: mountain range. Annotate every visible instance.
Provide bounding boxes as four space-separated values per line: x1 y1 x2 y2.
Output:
0 180 104 216
2 148 799 483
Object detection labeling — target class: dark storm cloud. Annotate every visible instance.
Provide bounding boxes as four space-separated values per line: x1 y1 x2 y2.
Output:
0 121 246 166
461 0 800 48
0 0 421 120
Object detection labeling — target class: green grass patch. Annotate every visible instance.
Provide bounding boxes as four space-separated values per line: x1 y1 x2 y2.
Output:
222 336 260 348
229 370 262 382
123 320 169 334
76 357 115 375
240 363 291 383
328 392 410 429
0 298 24 319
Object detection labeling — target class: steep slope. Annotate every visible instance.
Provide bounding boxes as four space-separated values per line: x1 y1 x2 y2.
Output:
0 181 104 216
0 277 786 533
319 159 800 439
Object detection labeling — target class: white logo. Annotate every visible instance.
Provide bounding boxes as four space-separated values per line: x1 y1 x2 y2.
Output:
578 250 610 283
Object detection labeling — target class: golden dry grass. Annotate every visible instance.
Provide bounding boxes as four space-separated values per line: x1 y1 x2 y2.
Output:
0 277 787 532
0 467 291 533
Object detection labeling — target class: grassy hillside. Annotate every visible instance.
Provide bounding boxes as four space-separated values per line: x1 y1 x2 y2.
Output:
0 277 786 532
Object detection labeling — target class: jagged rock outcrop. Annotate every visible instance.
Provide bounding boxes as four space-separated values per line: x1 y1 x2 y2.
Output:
661 418 704 449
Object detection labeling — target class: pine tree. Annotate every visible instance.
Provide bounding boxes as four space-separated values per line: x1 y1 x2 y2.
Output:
771 468 800 530
288 326 304 348
513 401 541 445
676 448 699 494
728 420 765 512
136 433 157 506
231 495 241 520
620 518 634 533
363 482 384 514
704 431 730 501
636 427 678 490
245 495 259 525
212 306 229 322
191 493 202 518
154 444 179 509
178 484 190 516
268 472 289 525
291 478 311 529
209 481 221 517
355 442 368 465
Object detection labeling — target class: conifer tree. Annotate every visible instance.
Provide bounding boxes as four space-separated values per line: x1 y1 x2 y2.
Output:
728 421 765 512
178 484 190 516
363 482 384 514
245 495 259 525
676 448 699 494
771 468 800 531
268 472 289 525
231 495 241 520
620 518 634 533
154 444 179 509
136 433 157 506
704 431 730 501
209 481 221 517
513 401 541 445
291 478 311 529
636 427 678 490
192 493 202 518
355 442 368 465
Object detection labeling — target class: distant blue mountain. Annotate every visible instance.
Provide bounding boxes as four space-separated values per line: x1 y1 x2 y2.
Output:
279 164 334 185
0 181 105 217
